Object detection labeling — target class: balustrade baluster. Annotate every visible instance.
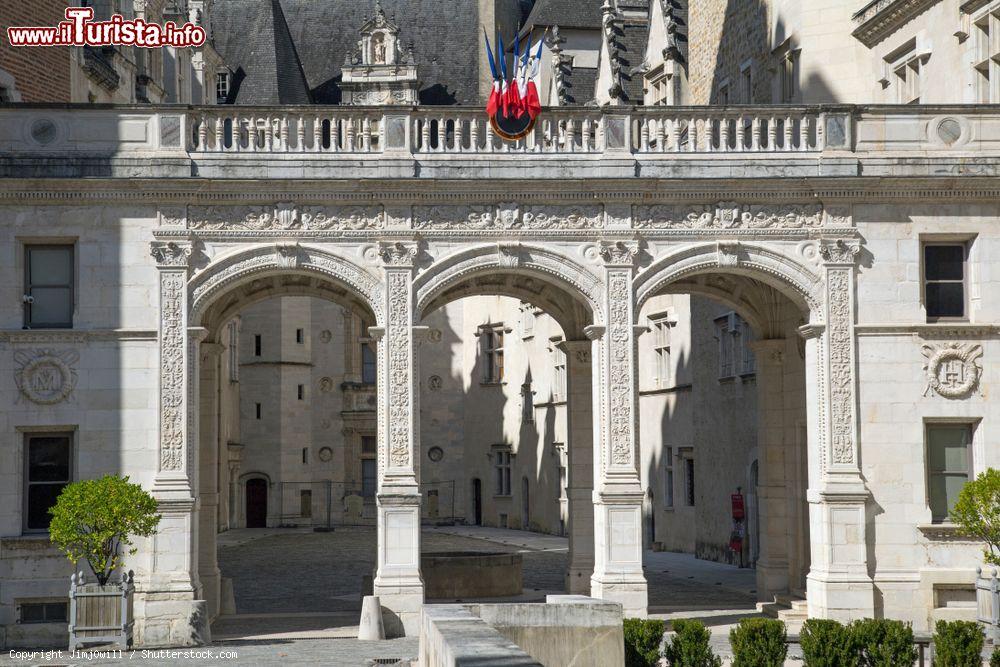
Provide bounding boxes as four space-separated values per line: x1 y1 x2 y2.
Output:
485 120 495 153
311 116 321 152
783 115 792 150
720 116 729 153
362 117 372 152
799 115 809 151
751 116 761 151
470 117 479 153
640 118 650 152
581 118 591 152
768 116 777 152
197 115 207 151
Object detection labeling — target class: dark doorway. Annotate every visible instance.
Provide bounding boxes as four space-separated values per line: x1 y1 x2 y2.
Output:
246 478 267 528
472 478 482 526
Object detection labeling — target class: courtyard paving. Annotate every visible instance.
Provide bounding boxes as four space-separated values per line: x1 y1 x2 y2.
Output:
2 526 768 665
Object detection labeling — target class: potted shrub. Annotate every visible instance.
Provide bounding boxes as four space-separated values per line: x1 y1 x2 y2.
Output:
729 618 787 667
931 620 983 667
800 618 860 667
49 475 161 651
848 619 917 667
950 468 1000 643
664 619 722 667
623 618 666 667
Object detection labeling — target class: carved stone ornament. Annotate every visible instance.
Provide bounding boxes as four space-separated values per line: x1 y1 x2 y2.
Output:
378 241 418 267
497 243 521 269
717 241 741 267
635 201 824 230
187 204 385 231
599 240 639 266
428 374 443 391
274 242 301 269
922 342 983 398
319 377 335 393
14 348 79 404
320 329 333 343
150 241 192 267
819 239 861 264
523 205 605 230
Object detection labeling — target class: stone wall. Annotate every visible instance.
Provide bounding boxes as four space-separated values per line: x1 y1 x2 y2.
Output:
686 0 769 104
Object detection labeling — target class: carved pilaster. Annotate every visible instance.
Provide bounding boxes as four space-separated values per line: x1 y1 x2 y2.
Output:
589 240 647 617
373 240 423 637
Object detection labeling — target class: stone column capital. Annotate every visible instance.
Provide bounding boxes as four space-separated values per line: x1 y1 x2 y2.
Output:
150 240 193 268
598 240 640 267
583 324 606 341
798 323 826 340
557 339 592 365
378 240 419 268
819 238 861 266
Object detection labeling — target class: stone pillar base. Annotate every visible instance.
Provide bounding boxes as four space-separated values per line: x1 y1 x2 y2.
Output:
135 595 210 648
565 566 593 595
590 578 648 619
806 572 875 622
373 585 423 638
756 558 790 602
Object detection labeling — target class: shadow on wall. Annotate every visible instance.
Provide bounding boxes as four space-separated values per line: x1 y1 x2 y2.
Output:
706 0 839 104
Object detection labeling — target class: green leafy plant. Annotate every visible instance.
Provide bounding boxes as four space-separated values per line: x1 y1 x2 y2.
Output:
931 620 983 667
624 618 666 667
663 618 722 667
800 619 861 667
729 618 787 667
950 468 1000 566
848 619 917 667
49 475 161 586
991 648 1000 667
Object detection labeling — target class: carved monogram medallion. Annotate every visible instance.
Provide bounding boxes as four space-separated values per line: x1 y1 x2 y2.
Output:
922 343 983 398
14 349 79 404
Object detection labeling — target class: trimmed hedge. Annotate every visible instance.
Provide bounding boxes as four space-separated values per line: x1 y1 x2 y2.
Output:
664 618 722 667
931 620 983 667
991 648 1000 667
800 619 861 667
624 618 666 667
849 619 918 667
730 618 788 667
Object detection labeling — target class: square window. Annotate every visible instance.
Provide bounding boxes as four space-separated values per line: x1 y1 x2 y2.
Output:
480 325 505 384
254 334 262 357
927 424 972 523
296 328 304 344
361 459 377 498
24 433 72 532
24 245 74 329
924 243 967 320
255 403 262 420
18 601 68 624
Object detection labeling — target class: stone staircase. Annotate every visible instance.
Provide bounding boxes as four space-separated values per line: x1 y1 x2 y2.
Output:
757 593 808 633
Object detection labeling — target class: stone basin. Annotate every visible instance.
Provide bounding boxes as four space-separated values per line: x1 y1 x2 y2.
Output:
421 551 523 599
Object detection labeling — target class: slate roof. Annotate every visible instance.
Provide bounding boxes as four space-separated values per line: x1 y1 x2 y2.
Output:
212 0 311 104
523 0 603 31
561 66 597 105
212 0 484 105
615 20 650 103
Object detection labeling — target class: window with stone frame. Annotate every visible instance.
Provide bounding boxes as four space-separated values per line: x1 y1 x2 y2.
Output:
521 383 534 424
361 317 377 384
683 455 695 507
494 448 512 496
926 423 973 523
552 342 567 402
773 45 798 103
519 302 536 338
716 80 730 105
23 244 74 329
216 71 230 104
361 435 377 498
923 242 969 321
648 311 674 388
24 432 73 532
972 4 1000 103
715 313 755 379
663 446 675 508
479 324 505 384
227 319 239 383
17 600 67 624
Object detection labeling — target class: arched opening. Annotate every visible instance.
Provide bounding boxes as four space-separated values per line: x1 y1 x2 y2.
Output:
633 244 820 627
188 246 384 639
413 244 601 603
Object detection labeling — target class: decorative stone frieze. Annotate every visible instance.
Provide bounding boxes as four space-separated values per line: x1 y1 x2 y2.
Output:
522 205 605 230
635 202 824 229
921 342 983 398
14 348 79 404
187 204 385 231
413 204 606 230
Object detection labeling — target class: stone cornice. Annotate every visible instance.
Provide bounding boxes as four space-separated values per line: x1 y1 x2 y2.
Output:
852 0 944 47
0 329 158 343
855 324 1000 338
6 178 1000 203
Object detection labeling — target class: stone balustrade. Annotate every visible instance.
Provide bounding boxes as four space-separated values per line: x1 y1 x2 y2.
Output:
2 105 999 179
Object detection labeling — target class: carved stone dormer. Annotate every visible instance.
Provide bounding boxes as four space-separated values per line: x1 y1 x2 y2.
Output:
341 0 420 105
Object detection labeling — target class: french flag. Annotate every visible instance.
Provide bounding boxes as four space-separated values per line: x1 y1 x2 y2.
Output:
524 33 545 120
484 29 501 117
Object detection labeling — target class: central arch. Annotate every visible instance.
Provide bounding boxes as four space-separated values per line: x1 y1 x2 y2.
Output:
414 243 603 338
